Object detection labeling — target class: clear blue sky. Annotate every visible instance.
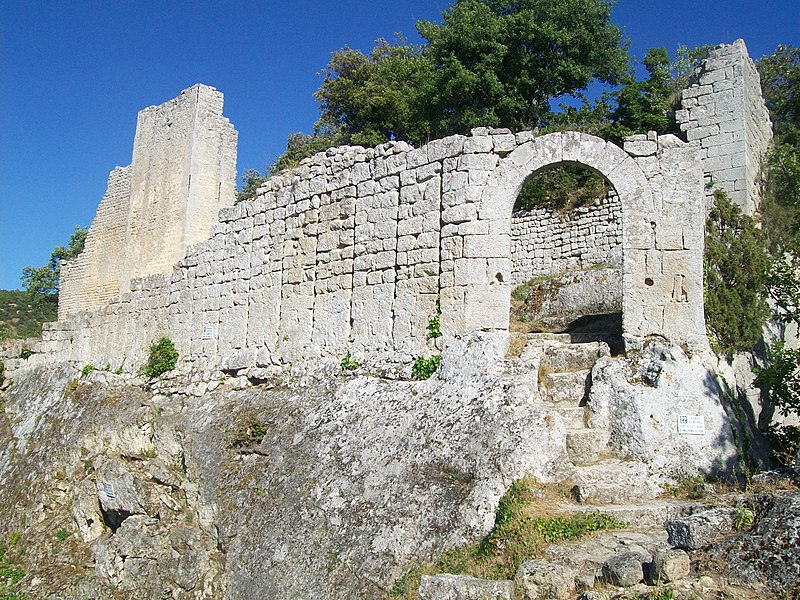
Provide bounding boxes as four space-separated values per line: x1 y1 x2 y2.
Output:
1 0 797 291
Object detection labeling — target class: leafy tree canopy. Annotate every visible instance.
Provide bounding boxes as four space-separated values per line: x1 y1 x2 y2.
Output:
21 225 87 299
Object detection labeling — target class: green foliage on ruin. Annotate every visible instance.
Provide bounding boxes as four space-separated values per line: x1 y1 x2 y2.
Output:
141 337 178 379
21 225 87 300
340 352 361 371
516 164 610 211
412 355 441 380
703 190 771 354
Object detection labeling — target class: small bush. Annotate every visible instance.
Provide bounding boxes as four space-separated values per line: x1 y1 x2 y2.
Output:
17 348 32 360
412 355 441 380
340 352 360 371
227 415 268 448
81 364 95 377
54 528 70 542
141 337 178 379
763 423 800 467
427 297 442 340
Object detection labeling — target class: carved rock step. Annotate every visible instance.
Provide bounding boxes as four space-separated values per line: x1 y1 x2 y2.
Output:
566 428 610 465
554 406 587 429
525 332 573 344
569 459 661 505
539 340 610 373
540 370 590 405
557 500 711 530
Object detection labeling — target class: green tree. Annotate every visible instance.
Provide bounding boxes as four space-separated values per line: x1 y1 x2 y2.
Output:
704 190 771 354
416 0 629 136
758 45 800 146
21 226 87 299
263 0 629 172
315 38 435 147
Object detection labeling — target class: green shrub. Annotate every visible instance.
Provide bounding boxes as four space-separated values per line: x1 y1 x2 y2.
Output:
17 348 32 360
54 528 70 542
762 423 800 467
412 355 441 380
81 364 95 377
141 337 178 379
340 352 361 371
704 190 771 354
226 415 268 448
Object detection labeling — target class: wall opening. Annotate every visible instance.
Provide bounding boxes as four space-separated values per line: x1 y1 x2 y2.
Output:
509 163 624 353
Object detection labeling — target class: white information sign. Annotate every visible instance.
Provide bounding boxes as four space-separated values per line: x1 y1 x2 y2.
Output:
201 325 215 340
677 415 705 435
103 482 116 499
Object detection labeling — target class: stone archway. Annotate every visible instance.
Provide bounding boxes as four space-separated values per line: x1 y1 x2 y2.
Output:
443 131 707 349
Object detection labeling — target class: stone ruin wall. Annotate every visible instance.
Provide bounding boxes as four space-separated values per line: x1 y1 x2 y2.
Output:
40 126 707 370
59 166 131 317
676 39 773 215
510 192 622 285
46 36 786 371
57 84 238 320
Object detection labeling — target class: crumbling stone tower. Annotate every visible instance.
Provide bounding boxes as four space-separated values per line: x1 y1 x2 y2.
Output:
58 84 237 318
676 40 773 214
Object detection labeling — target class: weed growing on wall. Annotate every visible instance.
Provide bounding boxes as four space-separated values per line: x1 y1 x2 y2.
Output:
426 297 442 340
141 337 178 379
340 352 361 371
412 355 441 380
81 364 94 377
17 348 32 360
226 415 268 448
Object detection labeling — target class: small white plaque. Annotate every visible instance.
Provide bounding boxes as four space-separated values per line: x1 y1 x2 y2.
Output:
201 325 215 340
677 415 705 435
103 482 116 499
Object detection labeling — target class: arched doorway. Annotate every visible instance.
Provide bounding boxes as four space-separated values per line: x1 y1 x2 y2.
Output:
509 163 624 353
444 131 707 351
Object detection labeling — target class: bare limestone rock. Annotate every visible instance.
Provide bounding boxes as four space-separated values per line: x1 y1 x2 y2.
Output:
666 507 737 550
709 491 800 594
514 267 622 332
587 341 740 480
601 551 647 587
418 574 514 600
647 548 690 584
515 559 576 599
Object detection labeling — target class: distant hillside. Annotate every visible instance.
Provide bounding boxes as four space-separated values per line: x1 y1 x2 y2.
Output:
0 290 57 340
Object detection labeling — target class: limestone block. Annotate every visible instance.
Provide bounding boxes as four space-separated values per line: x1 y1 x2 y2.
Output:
515 559 576 599
418 574 514 600
647 548 690 584
463 234 510 259
623 139 657 156
667 508 737 550
602 552 646 587
463 135 493 153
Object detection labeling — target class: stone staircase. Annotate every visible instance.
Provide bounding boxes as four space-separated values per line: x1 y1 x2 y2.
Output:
514 333 662 505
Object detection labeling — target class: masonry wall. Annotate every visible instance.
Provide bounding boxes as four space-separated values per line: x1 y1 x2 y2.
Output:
40 129 707 371
676 39 773 214
510 192 622 285
59 166 132 318
58 84 238 319
119 84 238 293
